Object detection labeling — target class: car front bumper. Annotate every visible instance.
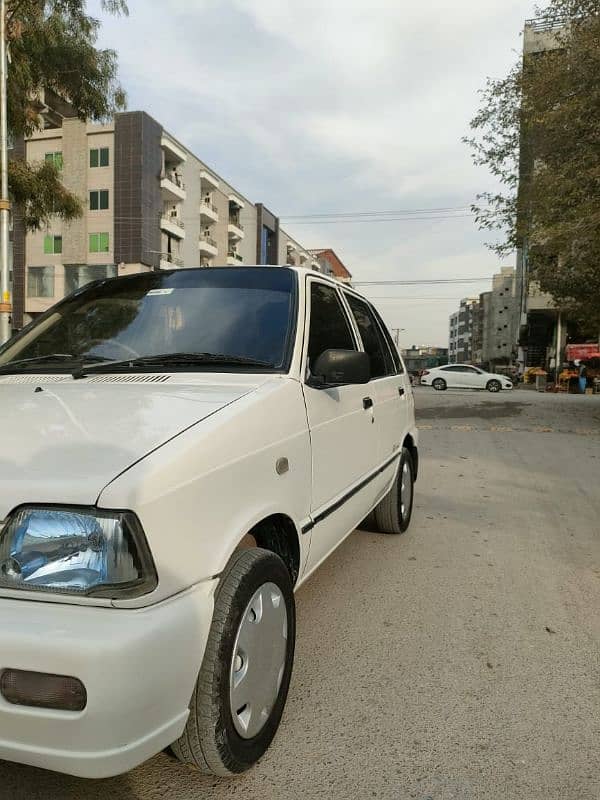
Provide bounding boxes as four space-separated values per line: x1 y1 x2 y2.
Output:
0 579 217 779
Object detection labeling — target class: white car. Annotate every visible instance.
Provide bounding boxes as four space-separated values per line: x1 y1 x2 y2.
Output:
0 266 418 779
420 364 514 392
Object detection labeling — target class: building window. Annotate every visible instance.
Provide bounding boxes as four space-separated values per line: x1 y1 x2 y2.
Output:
89 232 110 253
44 152 63 170
64 264 117 294
90 147 110 168
43 235 62 255
27 266 54 297
89 190 109 210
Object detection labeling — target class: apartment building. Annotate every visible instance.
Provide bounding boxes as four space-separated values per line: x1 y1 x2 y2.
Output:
11 110 326 329
515 18 563 368
448 311 459 363
448 298 480 363
401 345 448 373
308 249 353 284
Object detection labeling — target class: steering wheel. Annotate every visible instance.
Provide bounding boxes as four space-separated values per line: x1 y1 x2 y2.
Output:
85 339 141 359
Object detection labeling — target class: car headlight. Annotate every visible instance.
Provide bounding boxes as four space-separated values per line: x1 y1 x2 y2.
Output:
0 507 157 598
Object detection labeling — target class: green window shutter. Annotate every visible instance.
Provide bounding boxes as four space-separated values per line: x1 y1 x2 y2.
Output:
99 190 109 210
99 233 109 252
89 191 99 210
54 236 62 254
100 148 109 167
45 153 54 165
89 234 98 253
90 149 99 168
55 153 63 171
43 235 53 254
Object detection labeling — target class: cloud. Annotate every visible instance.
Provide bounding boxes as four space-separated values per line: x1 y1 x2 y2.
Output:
92 0 537 345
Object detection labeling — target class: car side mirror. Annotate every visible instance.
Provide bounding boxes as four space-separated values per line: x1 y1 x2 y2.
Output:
310 349 370 387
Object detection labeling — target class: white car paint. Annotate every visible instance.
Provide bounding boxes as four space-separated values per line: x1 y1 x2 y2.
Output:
420 364 514 391
0 267 418 778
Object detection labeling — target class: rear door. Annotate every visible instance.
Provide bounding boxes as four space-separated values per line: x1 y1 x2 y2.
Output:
303 280 381 572
343 292 409 466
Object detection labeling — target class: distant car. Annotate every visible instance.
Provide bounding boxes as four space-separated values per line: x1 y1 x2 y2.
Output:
420 364 514 392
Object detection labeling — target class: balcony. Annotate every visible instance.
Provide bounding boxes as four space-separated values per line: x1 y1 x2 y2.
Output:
227 218 244 241
160 214 186 239
159 253 184 269
199 234 218 257
161 136 187 165
200 198 219 223
200 170 219 191
227 250 244 265
160 171 186 202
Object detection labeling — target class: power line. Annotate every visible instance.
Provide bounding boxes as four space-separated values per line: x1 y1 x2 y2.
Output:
283 213 475 225
281 205 472 220
353 277 492 286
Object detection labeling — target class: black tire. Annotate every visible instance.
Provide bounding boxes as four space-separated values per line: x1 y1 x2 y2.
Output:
373 448 415 534
432 378 447 391
171 548 295 776
487 379 501 393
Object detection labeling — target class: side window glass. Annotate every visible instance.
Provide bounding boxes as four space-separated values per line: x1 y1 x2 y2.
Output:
345 294 394 379
307 283 356 370
370 305 403 373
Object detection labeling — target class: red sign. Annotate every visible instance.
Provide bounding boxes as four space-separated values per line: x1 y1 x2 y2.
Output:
566 343 600 360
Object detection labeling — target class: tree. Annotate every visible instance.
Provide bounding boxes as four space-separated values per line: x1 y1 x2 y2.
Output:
464 0 600 333
6 0 128 230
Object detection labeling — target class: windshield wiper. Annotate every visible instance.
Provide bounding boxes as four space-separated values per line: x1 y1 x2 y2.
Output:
0 353 111 374
73 352 275 379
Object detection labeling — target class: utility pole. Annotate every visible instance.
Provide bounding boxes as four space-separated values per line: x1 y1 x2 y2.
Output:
391 328 405 348
0 0 10 344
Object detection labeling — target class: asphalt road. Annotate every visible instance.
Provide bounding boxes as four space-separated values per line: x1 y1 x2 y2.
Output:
4 387 600 799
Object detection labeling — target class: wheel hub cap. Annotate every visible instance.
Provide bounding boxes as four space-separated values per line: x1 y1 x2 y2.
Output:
400 461 413 519
229 582 288 739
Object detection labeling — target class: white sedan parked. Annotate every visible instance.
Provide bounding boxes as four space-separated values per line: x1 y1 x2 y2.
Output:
420 364 514 392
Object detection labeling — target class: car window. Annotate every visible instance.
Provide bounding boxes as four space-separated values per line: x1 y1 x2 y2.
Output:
345 294 395 379
307 282 356 369
441 366 464 372
368 304 403 373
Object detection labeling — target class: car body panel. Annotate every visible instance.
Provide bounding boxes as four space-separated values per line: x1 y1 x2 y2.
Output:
0 375 266 518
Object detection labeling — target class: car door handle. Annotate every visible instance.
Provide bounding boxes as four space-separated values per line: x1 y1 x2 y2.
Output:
398 387 405 397
363 397 374 410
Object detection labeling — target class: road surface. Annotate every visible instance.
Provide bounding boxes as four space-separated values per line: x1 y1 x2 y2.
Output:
3 387 600 799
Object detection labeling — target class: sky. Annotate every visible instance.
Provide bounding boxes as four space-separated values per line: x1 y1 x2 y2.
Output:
91 0 537 349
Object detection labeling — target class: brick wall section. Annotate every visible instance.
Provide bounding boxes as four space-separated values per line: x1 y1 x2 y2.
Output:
310 249 352 281
114 112 162 269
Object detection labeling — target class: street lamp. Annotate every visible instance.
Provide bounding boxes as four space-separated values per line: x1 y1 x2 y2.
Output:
0 0 11 344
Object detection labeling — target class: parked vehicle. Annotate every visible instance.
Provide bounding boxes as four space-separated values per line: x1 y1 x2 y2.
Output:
0 266 418 779
420 364 514 392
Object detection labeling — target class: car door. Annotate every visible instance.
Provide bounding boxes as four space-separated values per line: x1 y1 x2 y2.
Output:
343 292 410 466
460 366 484 389
302 280 380 573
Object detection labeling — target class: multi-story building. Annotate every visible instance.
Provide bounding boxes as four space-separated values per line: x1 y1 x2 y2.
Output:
308 249 353 284
448 311 459 363
515 19 564 369
10 110 327 329
448 297 480 363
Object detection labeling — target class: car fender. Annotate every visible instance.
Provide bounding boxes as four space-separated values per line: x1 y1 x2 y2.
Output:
99 377 312 607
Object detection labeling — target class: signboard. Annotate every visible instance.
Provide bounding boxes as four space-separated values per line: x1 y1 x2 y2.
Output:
566 343 600 361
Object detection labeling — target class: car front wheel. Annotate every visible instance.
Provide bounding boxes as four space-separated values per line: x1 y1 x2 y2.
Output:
373 447 415 534
486 380 501 393
171 548 295 776
432 378 447 391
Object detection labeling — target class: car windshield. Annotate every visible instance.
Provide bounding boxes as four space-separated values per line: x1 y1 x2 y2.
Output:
0 268 297 373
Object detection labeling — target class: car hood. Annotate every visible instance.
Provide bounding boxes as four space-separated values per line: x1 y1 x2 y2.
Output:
0 373 268 518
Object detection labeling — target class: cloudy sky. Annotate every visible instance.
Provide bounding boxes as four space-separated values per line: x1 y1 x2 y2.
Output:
92 0 537 348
